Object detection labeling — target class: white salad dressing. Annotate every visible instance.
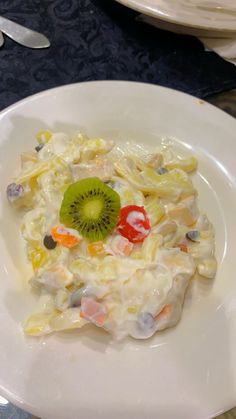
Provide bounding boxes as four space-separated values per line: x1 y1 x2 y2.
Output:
7 133 217 340
127 211 150 236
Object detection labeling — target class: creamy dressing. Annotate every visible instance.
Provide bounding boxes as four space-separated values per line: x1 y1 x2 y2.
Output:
127 211 150 236
8 133 217 340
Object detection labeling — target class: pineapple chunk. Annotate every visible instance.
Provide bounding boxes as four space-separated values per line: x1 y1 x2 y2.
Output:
21 151 37 168
141 233 163 262
197 257 217 279
49 308 88 331
153 220 177 237
24 312 54 336
165 156 198 173
145 196 165 226
168 196 199 226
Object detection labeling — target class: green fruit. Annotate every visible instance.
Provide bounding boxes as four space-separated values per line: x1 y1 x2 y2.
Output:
60 177 121 241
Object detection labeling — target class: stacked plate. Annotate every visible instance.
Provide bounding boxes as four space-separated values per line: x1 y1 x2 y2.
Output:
116 0 236 37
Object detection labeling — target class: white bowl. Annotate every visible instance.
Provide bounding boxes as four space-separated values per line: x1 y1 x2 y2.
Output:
0 81 236 419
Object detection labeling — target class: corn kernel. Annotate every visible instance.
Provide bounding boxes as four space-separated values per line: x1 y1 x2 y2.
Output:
165 156 198 173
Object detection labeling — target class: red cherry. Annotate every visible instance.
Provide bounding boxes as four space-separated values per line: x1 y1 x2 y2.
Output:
117 205 151 243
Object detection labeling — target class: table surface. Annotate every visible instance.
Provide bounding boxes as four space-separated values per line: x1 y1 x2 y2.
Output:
0 87 235 419
208 89 236 119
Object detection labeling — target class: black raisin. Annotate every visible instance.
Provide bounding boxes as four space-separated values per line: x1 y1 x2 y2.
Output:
43 235 57 250
35 143 44 152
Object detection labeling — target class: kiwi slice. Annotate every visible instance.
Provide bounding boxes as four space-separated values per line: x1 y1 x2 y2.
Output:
60 177 121 241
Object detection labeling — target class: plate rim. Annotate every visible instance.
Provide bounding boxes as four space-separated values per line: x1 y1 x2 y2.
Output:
0 80 235 126
115 0 236 32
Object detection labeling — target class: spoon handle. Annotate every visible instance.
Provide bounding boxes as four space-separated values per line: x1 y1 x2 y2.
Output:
0 16 50 48
0 31 4 48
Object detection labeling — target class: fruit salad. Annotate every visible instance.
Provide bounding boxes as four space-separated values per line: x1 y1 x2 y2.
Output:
6 130 217 340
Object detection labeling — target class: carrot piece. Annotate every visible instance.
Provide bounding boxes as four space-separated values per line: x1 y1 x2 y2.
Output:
80 297 106 326
51 225 81 248
177 243 188 253
155 304 173 321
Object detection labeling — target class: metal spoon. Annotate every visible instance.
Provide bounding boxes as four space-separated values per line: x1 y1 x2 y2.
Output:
0 16 50 48
0 31 4 48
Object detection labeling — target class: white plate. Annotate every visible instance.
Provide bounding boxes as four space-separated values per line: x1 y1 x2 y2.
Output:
0 81 236 419
116 0 236 33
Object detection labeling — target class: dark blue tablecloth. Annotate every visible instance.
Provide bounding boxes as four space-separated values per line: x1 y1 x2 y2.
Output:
0 0 236 112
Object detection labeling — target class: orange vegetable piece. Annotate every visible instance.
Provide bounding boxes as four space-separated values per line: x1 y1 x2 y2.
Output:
156 304 172 321
80 297 106 326
51 225 81 248
87 241 106 257
177 243 188 253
